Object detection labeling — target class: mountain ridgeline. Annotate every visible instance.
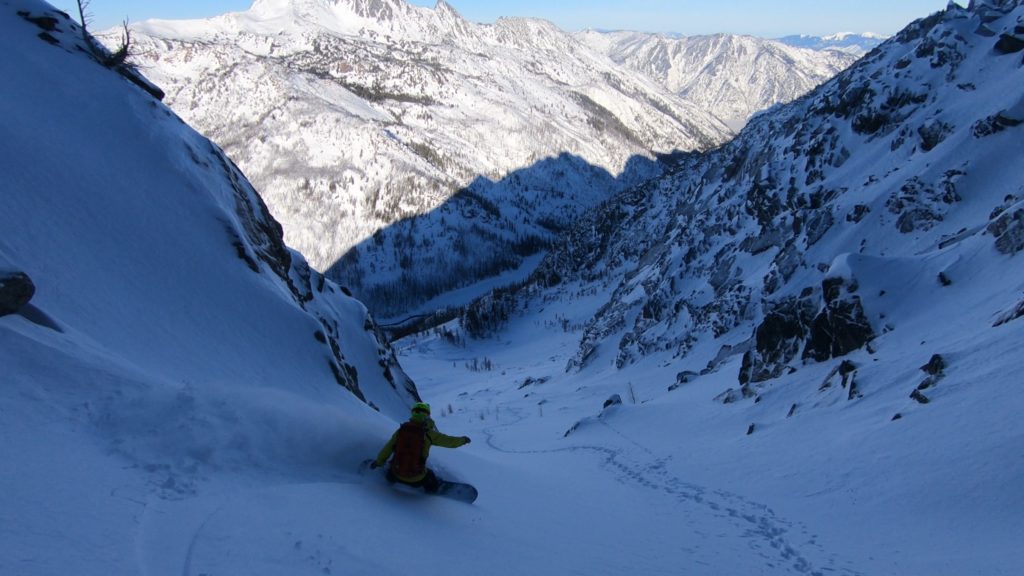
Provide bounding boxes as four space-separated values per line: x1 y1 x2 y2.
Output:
462 1 1024 392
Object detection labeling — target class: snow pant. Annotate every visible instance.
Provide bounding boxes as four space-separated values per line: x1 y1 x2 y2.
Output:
386 468 441 493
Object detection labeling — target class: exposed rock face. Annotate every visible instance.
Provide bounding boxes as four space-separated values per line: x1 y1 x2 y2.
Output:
0 271 35 316
739 296 817 385
973 111 1023 136
989 204 1024 254
995 32 1024 53
803 277 876 362
739 274 875 386
887 171 964 234
993 299 1024 326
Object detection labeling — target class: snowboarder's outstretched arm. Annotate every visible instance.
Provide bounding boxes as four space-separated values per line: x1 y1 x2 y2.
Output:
427 429 471 449
373 430 399 468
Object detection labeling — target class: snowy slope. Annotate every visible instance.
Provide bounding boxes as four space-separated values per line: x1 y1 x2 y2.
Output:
577 30 859 129
108 0 733 319
1 2 425 572
1 2 421 415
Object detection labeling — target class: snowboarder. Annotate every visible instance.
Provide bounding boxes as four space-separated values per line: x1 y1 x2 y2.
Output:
371 402 471 494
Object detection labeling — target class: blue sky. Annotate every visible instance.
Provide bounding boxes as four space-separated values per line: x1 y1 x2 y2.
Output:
54 0 963 38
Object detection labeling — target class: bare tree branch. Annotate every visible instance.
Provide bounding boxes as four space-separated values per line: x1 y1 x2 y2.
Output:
76 0 102 59
103 19 131 68
72 1 162 100
75 0 91 28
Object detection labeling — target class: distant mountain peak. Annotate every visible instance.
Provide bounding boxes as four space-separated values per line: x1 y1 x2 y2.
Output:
776 32 886 56
578 30 859 127
822 31 885 41
245 0 414 24
249 0 327 14
342 0 410 20
435 0 458 14
240 0 471 40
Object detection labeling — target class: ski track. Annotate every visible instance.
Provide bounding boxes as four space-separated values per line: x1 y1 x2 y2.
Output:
160 407 861 576
171 476 364 576
181 502 226 576
155 403 861 576
482 406 865 576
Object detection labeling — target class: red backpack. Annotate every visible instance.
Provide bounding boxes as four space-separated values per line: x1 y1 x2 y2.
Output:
391 421 428 478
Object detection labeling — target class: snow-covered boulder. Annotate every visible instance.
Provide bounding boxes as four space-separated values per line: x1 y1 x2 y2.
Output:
602 393 623 410
989 203 1024 254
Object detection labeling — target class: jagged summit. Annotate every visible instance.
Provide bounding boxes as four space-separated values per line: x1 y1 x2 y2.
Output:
292 0 466 38
342 0 409 19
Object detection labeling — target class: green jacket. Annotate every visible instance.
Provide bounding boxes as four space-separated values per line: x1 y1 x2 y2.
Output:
374 418 469 482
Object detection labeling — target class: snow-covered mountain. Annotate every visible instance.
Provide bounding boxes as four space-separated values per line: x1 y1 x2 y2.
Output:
112 0 732 319
6 2 1024 575
489 1 1024 391
576 30 860 130
777 32 887 56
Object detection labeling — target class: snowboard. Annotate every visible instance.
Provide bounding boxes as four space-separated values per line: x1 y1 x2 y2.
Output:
360 460 478 504
433 480 478 504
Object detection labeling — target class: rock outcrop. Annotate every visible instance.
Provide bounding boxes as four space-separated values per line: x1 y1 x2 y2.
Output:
0 271 35 316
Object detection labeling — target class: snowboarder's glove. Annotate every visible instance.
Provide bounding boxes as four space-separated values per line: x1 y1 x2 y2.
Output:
370 461 381 469
461 436 472 444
